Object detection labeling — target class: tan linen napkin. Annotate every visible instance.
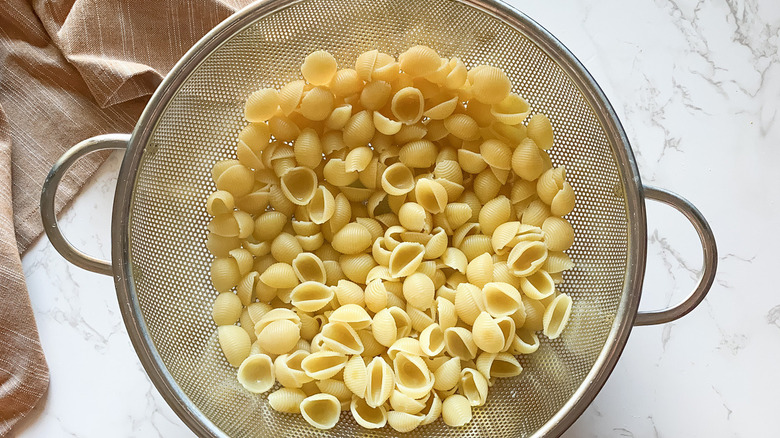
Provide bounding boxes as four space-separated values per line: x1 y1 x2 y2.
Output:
0 0 252 433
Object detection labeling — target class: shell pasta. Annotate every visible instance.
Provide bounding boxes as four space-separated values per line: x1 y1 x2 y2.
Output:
206 45 578 431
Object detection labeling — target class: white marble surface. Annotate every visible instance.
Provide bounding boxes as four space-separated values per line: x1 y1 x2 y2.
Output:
11 0 779 436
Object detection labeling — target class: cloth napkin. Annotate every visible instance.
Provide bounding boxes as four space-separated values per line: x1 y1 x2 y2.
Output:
0 0 253 433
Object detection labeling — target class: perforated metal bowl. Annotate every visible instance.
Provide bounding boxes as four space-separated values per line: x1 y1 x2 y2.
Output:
40 0 717 436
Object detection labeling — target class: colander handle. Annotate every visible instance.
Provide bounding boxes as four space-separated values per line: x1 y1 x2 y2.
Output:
40 134 130 276
634 186 717 326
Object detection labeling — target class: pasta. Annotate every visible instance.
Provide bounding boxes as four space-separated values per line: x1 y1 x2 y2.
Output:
442 394 472 427
212 292 242 326
237 354 275 393
300 393 341 430
208 45 580 432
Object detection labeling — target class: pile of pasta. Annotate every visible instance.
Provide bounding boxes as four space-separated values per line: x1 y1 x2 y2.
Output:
207 45 576 432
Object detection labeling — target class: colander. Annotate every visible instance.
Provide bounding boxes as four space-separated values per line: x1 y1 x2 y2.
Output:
39 0 717 436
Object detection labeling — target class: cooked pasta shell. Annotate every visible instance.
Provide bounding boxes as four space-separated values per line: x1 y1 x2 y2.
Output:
291 252 326 284
418 323 445 356
390 87 425 125
301 350 348 380
521 199 551 227
274 350 312 388
333 279 365 307
420 391 442 425
473 168 502 205
483 282 523 317
360 80 392 110
339 253 377 284
218 325 251 367
373 53 400 81
338 185 373 203
215 163 255 198
242 238 271 257
510 328 540 354
424 95 458 120
278 80 305 115
236 354 275 393
372 306 412 347
459 368 488 406
323 158 359 187
436 296 458 330
245 88 279 122
543 293 573 339
343 355 368 398
350 395 387 429
315 378 352 406
411 178 447 215
433 159 463 185
331 222 372 255
364 278 389 313
291 128 322 169
206 191 234 217
469 65 510 104
259 262 299 289
477 352 522 382
343 110 375 148
206 233 240 258
456 148 487 175
389 390 427 416
442 204 471 232
381 162 415 195
268 387 306 413
330 68 363 97
527 113 554 150
387 337 424 361
542 217 575 252
299 86 335 121
550 181 575 217
444 113 479 140
519 270 555 300
389 242 426 278
544 251 574 274
472 312 505 354
290 281 334 312
420 229 447 261
358 330 385 359
512 137 545 181
355 49 379 81
480 138 512 171
212 292 242 326
442 394 473 427
444 327 478 360
398 140 436 169
365 356 395 407
270 233 302 264
320 321 364 355
387 411 424 433
253 211 287 242
454 283 486 326
300 393 341 430
343 147 373 174
324 103 353 131
466 253 494 288
327 304 371 331
507 241 548 277
238 122 271 151
537 167 566 204
296 233 324 252
211 257 241 292
300 50 337 85
256 319 300 355
393 352 434 399
398 45 440 77
429 355 460 392
268 113 301 142
397 202 427 233
522 295 545 331
490 93 530 125
511 178 537 205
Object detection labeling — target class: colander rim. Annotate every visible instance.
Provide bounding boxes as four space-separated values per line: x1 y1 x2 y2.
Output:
110 0 648 436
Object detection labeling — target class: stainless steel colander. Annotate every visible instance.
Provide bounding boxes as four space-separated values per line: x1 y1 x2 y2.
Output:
40 0 717 436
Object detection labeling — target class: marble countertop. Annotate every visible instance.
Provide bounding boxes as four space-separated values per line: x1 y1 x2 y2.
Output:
11 0 779 436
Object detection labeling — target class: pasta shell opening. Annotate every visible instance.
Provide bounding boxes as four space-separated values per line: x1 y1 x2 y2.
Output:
393 352 434 399
351 396 387 429
321 321 364 354
365 357 395 407
507 241 548 277
388 242 426 278
290 281 334 312
300 393 341 430
391 87 425 124
237 354 275 393
444 327 478 360
381 163 415 196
